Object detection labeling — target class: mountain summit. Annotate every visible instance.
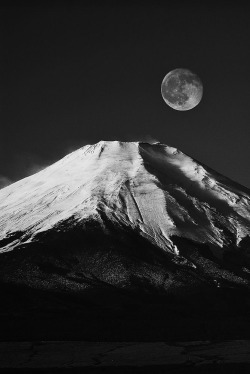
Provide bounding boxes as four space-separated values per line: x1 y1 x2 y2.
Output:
1 141 250 340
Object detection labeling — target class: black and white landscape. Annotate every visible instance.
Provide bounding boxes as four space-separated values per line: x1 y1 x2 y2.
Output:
2 0 250 370
0 141 250 347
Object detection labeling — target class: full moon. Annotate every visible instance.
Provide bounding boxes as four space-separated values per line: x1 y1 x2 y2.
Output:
161 68 203 111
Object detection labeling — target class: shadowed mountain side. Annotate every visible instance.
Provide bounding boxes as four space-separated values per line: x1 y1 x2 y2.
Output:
1 218 250 293
1 274 250 341
1 221 250 341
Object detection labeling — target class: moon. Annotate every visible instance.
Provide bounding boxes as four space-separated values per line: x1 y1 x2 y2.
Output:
161 68 203 111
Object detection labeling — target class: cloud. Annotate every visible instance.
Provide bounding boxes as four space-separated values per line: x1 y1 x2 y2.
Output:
25 163 48 176
1 140 91 185
0 176 12 189
10 151 50 180
25 140 90 176
129 134 161 144
62 139 91 156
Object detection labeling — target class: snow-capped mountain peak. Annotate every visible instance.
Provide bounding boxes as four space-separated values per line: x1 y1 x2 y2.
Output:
0 140 249 261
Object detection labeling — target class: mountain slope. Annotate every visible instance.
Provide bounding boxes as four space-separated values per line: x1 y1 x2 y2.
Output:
0 141 250 339
1 141 250 252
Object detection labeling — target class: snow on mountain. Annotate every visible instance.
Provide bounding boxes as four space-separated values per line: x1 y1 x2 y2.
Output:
0 140 249 256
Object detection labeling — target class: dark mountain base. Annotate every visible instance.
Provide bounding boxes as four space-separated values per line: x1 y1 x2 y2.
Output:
1 225 250 342
1 282 250 341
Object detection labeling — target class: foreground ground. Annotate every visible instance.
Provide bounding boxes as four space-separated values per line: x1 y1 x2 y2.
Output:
1 340 250 373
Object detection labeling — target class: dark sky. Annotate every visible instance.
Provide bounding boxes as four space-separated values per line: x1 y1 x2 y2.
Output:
1 1 250 188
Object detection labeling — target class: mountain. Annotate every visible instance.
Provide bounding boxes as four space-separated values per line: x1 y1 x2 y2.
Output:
0 140 250 340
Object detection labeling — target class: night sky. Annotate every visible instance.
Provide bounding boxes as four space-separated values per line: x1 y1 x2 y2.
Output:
1 1 250 188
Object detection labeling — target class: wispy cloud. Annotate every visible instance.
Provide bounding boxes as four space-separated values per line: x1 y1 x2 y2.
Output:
129 134 160 144
0 175 12 189
0 140 90 185
25 163 48 176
